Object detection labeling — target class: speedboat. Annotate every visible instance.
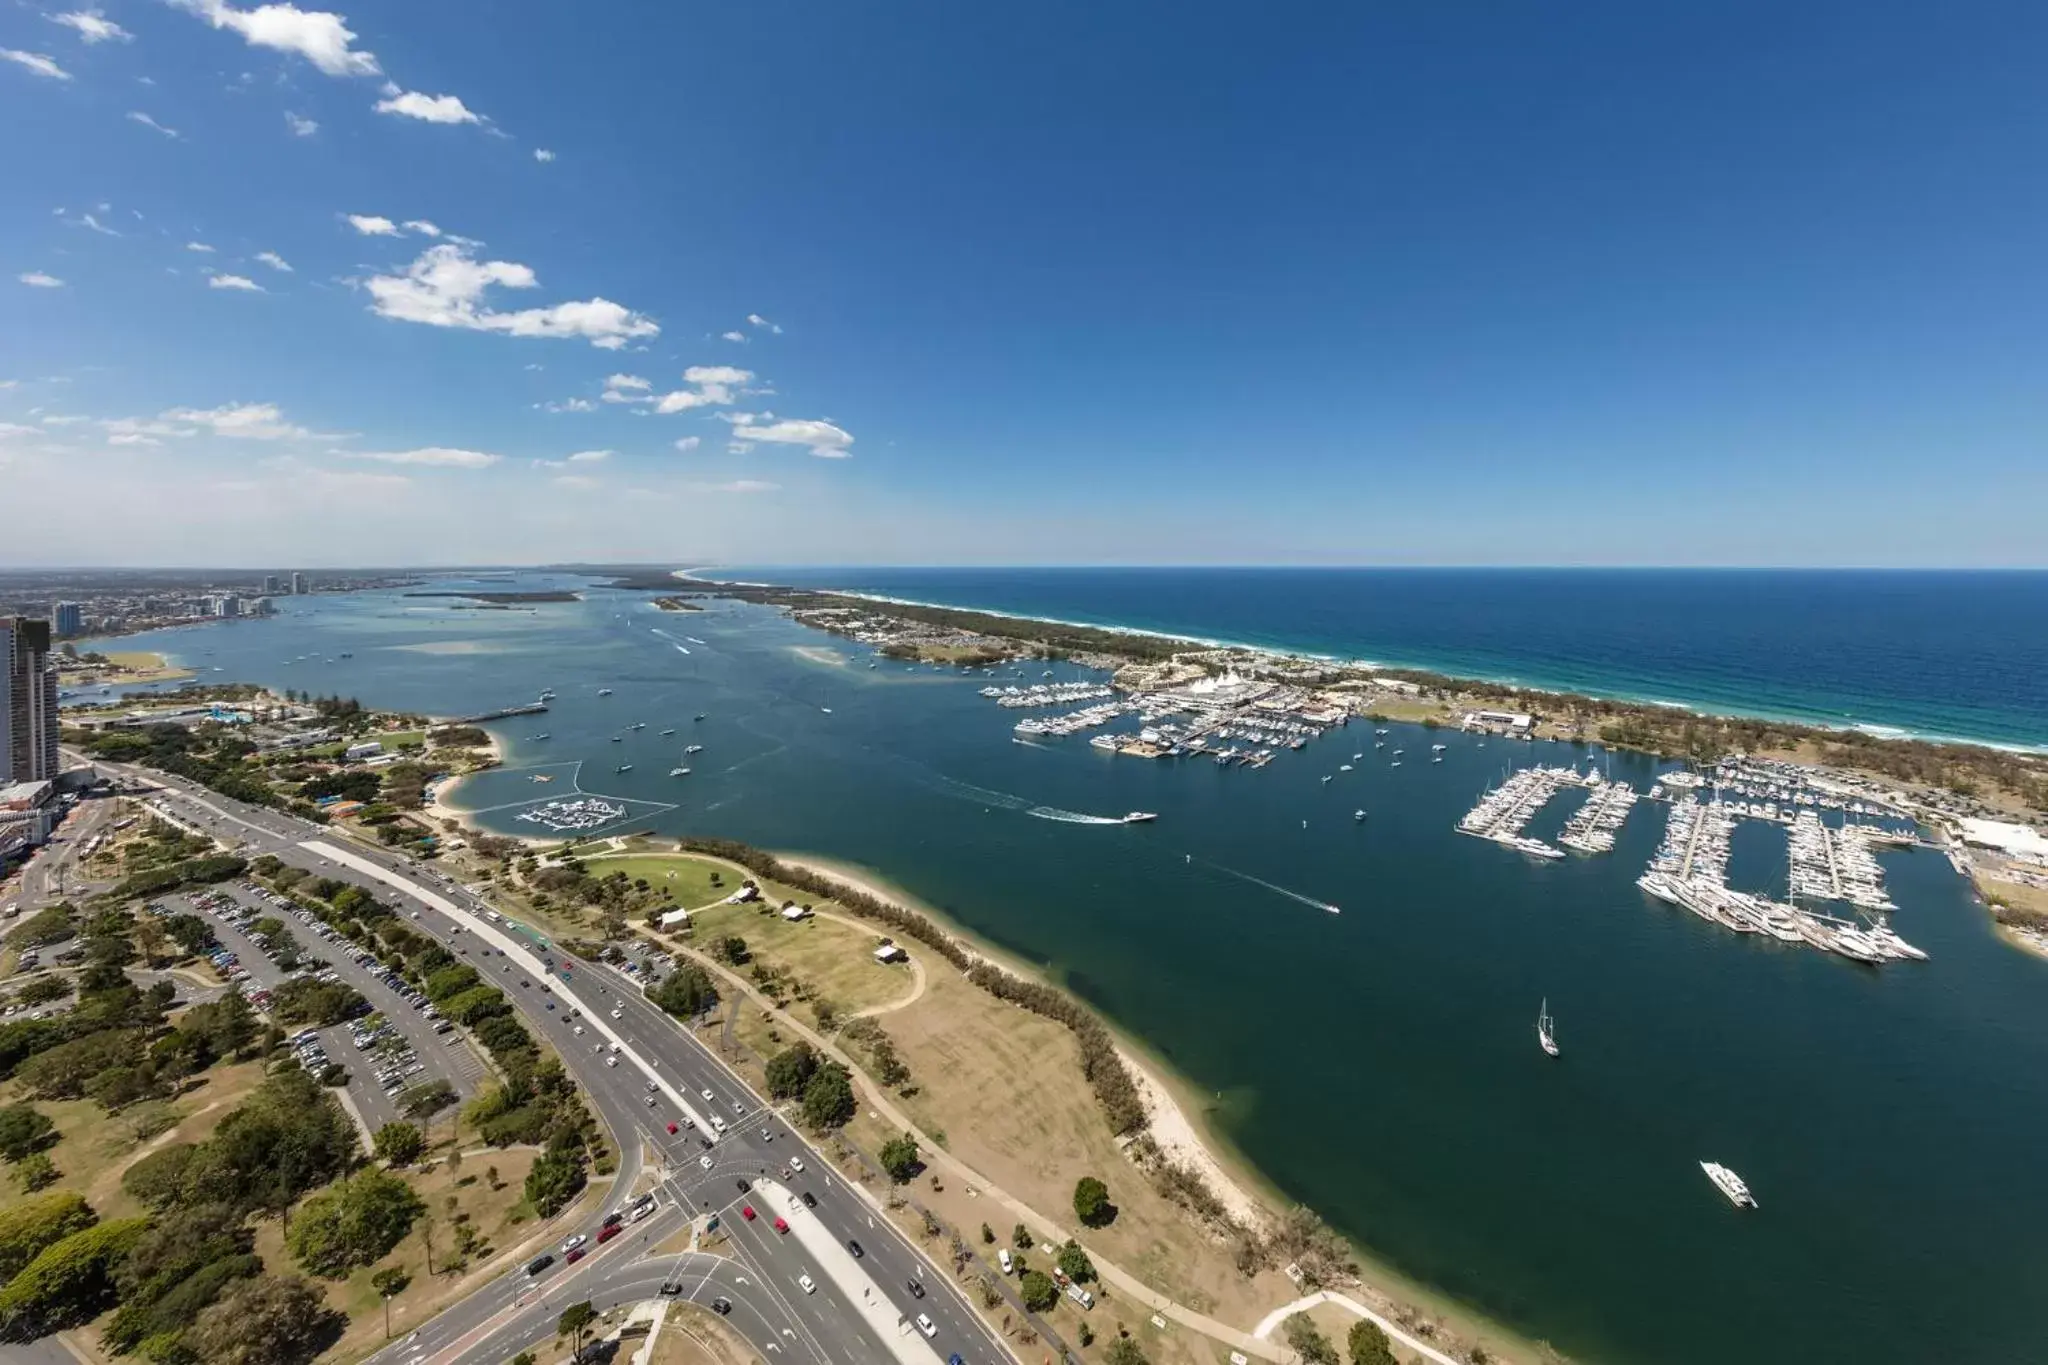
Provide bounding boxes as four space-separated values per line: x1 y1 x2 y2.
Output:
1122 812 1157 824
1353 809 1367 821
669 767 691 777
685 744 704 755
598 688 614 697
1338 764 1354 772
615 764 633 773
660 728 675 736
1700 1161 1756 1208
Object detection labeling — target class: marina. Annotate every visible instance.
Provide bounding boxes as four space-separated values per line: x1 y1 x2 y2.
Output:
1557 769 1641 854
514 795 629 833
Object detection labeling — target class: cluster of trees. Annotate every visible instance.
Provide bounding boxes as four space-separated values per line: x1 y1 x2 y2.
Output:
70 723 283 811
764 1043 856 1129
713 584 1182 663
1279 1312 1396 1365
837 1017 911 1088
1073 1175 1116 1228
647 963 716 1018
106 854 249 903
427 726 490 748
286 1168 425 1278
674 836 1149 1137
269 979 368 1028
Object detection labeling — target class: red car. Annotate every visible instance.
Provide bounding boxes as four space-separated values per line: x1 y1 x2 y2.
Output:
741 1205 756 1221
565 1247 585 1263
666 1122 678 1134
597 1224 621 1245
773 1217 789 1234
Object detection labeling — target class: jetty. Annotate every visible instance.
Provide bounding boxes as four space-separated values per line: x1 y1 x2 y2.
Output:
1455 765 1583 859
445 701 549 724
1557 771 1640 854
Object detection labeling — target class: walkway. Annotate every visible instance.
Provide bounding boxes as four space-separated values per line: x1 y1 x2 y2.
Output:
1252 1292 1462 1365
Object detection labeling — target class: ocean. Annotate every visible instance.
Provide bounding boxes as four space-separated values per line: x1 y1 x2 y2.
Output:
89 572 2048 1365
729 567 2048 750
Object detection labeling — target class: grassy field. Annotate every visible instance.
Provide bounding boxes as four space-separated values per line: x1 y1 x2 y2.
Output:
368 729 426 752
684 896 915 1019
575 851 732 910
647 1303 758 1365
0 1059 270 1222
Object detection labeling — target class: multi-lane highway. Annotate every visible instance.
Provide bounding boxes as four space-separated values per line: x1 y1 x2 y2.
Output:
86 759 1014 1365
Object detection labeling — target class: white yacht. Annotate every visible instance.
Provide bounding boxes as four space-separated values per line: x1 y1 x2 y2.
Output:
669 767 690 777
615 763 633 773
1700 1161 1756 1208
660 728 676 736
1353 809 1367 822
1122 811 1157 824
597 688 613 696
685 744 704 755
1538 999 1559 1057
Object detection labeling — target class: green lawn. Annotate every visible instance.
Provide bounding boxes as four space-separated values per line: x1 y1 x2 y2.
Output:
572 853 732 908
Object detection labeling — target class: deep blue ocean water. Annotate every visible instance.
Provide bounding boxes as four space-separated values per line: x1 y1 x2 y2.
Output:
730 568 2048 749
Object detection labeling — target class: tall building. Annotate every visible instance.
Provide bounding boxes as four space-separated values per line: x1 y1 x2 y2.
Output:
263 574 282 595
0 618 60 784
52 602 83 637
290 571 308 595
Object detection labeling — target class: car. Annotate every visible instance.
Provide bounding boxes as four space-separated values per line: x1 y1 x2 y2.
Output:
603 1211 623 1229
907 1279 925 1298
847 1239 864 1258
646 1081 659 1092
594 1043 607 1055
711 1296 732 1315
731 1100 746 1116
605 1056 618 1068
565 1247 585 1263
736 1178 751 1191
711 1117 726 1133
666 1122 679 1134
561 1234 587 1253
760 1127 774 1142
916 1313 936 1338
699 1155 713 1170
573 1025 584 1035
610 1007 623 1019
740 1205 756 1221
798 1274 816 1295
545 1001 555 1010
773 1216 789 1233
789 1156 804 1173
526 1254 555 1276
800 1190 817 1208
597 1223 621 1244
999 1249 1014 1274
700 1088 715 1102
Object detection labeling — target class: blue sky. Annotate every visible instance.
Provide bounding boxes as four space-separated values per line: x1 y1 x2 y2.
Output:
4 0 2046 567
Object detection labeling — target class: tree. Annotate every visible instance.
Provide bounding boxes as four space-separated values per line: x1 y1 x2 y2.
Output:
558 1300 598 1362
14 1152 58 1192
1012 1222 1033 1249
374 1121 426 1167
525 1150 586 1217
879 1132 920 1182
398 1079 458 1120
1019 1269 1058 1313
800 1061 856 1129
1056 1239 1096 1284
714 935 750 965
0 1191 97 1282
765 1042 819 1099
0 1103 56 1162
184 1273 341 1365
1347 1318 1399 1365
1073 1175 1116 1228
1283 1313 1340 1365
15 977 68 1007
511 1355 537 1365
371 1266 410 1340
287 1169 426 1278
0 1216 148 1341
649 964 716 1018
980 1222 995 1244
122 1142 199 1210
1105 1337 1150 1365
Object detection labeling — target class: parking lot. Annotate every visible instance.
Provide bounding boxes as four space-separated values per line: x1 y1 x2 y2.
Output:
162 882 489 1132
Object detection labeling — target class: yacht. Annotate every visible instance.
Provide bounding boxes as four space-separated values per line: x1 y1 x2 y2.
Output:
659 728 676 736
1700 1161 1757 1209
530 732 550 741
630 722 646 731
1353 809 1367 822
693 713 706 722
685 744 704 755
1122 811 1157 824
1338 764 1354 772
1537 999 1559 1057
669 767 691 777
597 688 614 697
615 764 633 773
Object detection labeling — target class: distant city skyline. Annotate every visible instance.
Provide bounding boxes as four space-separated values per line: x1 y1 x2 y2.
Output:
5 1 2047 566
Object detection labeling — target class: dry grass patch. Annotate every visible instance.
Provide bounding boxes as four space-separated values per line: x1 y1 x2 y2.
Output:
648 1302 762 1365
685 896 914 1019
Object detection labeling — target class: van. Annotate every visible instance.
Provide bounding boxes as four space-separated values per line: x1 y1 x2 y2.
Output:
998 1249 1014 1274
1065 1283 1095 1310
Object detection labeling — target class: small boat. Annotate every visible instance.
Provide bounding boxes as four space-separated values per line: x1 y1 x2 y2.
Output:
615 764 633 773
1122 812 1157 824
1352 752 1363 760
598 688 614 697
1353 809 1367 821
1338 764 1353 772
610 735 622 743
530 732 550 741
1322 903 1341 915
669 767 691 777
1700 1161 1756 1209
693 713 706 721
820 707 833 714
1538 999 1559 1057
685 744 704 755
660 728 676 736
630 722 646 730
1321 775 1333 784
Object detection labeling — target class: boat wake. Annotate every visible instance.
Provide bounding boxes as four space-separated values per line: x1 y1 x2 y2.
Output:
1026 806 1127 826
1194 857 1342 914
925 773 1127 825
649 628 692 655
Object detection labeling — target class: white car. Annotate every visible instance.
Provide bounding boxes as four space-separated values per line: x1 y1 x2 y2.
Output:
700 1088 715 1102
789 1156 804 1173
605 1055 618 1068
560 1233 587 1253
698 1155 713 1170
916 1314 936 1339
610 1007 623 1019
711 1117 726 1133
798 1274 816 1295
572 1025 584 1036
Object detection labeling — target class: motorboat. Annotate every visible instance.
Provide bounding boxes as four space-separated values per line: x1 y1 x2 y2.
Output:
1538 999 1559 1057
1700 1161 1756 1208
1353 809 1367 821
669 767 691 778
1122 812 1157 824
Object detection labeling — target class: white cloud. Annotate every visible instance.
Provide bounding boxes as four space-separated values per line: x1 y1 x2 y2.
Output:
108 431 160 446
567 449 611 463
375 88 483 125
355 446 500 468
552 474 600 490
672 436 700 452
208 272 263 291
726 440 754 455
401 219 442 237
599 373 652 404
2 49 72 80
285 111 319 137
365 243 659 350
718 479 778 493
161 403 312 439
168 0 381 78
651 365 753 413
533 148 555 163
730 417 854 458
255 251 293 272
347 214 399 236
51 10 131 43
186 241 216 253
18 272 65 288
747 313 782 334
721 330 746 343
540 398 595 414
71 211 119 236
128 112 183 139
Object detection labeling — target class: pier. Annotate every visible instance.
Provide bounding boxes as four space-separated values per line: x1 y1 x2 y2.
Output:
445 701 549 724
1559 775 1640 855
1455 765 1582 859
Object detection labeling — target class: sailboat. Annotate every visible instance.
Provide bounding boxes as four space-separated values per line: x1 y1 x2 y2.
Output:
1537 999 1560 1057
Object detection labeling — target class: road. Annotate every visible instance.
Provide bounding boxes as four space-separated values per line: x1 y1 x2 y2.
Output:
89 760 1015 1365
3 793 120 912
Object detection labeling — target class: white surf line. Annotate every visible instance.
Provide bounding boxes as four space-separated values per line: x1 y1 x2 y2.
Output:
298 840 716 1137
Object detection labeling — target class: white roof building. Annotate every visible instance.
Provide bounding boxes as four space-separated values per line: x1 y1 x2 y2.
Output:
1960 818 2048 862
